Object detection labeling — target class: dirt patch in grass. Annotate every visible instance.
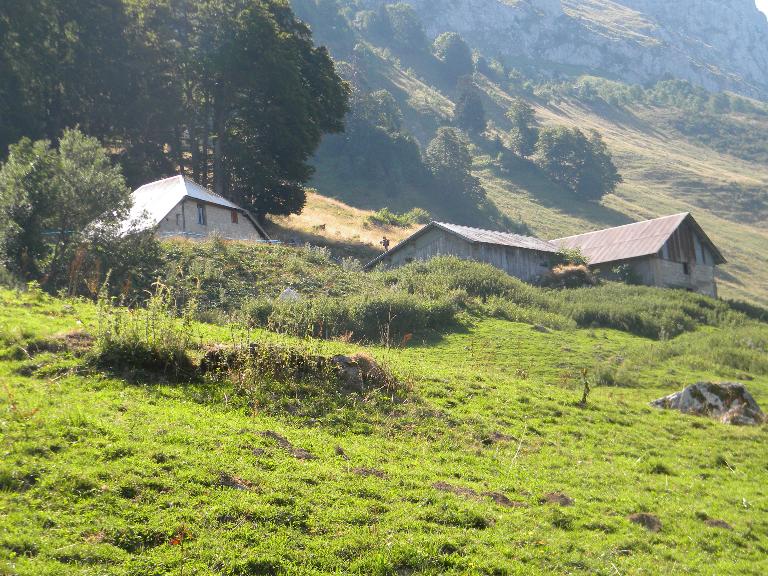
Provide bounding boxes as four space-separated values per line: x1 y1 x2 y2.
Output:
218 473 256 490
24 331 95 357
335 446 349 460
353 467 388 479
696 512 733 530
261 431 316 460
704 518 733 530
432 481 479 499
481 431 519 445
483 491 528 508
540 492 574 506
628 513 662 532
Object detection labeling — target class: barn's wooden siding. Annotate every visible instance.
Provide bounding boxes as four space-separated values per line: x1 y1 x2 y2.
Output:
380 228 551 282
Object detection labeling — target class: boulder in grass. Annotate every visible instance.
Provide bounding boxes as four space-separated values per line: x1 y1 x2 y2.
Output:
651 382 765 426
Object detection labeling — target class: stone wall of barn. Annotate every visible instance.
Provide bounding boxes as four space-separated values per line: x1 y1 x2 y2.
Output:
155 199 264 241
379 228 552 282
652 257 717 297
596 256 717 297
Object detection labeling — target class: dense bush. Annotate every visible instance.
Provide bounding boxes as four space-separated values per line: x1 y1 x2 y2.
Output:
108 242 765 344
386 256 547 304
550 284 743 339
160 239 378 314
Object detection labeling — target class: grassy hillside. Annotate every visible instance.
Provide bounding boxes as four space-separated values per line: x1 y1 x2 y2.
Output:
264 192 420 261
2 247 768 575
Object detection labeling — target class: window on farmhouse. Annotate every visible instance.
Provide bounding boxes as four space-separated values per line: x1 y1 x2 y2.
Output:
176 213 182 228
197 204 207 225
683 262 690 275
231 210 238 224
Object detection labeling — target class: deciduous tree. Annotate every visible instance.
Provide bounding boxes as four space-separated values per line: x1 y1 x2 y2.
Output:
506 98 539 158
425 127 485 203
534 126 622 200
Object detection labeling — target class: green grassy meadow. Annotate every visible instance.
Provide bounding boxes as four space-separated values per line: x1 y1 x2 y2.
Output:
1 277 767 575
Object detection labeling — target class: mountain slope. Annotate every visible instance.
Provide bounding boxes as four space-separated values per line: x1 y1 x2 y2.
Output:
285 0 768 304
357 0 768 98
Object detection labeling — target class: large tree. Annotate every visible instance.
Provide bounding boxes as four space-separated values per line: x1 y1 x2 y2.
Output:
506 98 539 158
534 126 622 200
1 0 350 218
425 127 485 203
454 82 486 134
316 88 425 192
433 32 473 82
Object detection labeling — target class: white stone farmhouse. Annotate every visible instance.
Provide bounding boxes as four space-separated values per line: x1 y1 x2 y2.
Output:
123 175 269 241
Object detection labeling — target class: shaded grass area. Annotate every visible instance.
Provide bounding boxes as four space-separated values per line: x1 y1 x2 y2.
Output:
1 288 767 575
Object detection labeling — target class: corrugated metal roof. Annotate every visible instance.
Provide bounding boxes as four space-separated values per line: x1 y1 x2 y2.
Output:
122 175 250 234
551 213 690 265
433 222 558 252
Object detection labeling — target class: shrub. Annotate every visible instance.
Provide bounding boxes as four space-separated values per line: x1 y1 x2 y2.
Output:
549 248 589 267
366 207 430 228
388 256 543 303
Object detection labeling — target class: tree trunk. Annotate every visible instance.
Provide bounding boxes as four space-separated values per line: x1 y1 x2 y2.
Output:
201 94 211 187
213 86 225 197
174 125 185 175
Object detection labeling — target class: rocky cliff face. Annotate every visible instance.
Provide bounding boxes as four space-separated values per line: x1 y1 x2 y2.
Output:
367 0 768 97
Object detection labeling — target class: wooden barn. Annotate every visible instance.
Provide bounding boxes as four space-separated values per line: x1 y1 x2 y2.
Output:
366 214 726 297
552 212 726 297
364 221 558 283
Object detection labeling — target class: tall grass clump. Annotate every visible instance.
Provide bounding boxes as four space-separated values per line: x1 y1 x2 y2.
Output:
386 257 547 304
594 323 768 387
550 284 747 339
91 281 196 377
244 290 460 344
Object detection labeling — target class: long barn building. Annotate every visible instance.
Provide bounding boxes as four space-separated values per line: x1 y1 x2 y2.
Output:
366 214 726 297
365 222 559 283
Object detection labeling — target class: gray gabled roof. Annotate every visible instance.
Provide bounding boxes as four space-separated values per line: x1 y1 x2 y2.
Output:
365 221 557 269
434 222 558 252
122 175 269 239
551 213 726 266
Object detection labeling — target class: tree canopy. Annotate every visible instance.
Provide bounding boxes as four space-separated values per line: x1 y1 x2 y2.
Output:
534 127 622 200
0 0 350 217
454 84 487 134
433 32 474 82
0 129 131 283
506 98 539 158
425 127 485 203
316 88 425 193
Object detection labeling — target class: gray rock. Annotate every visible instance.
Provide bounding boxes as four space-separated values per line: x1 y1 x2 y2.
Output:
651 382 765 426
278 287 300 302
